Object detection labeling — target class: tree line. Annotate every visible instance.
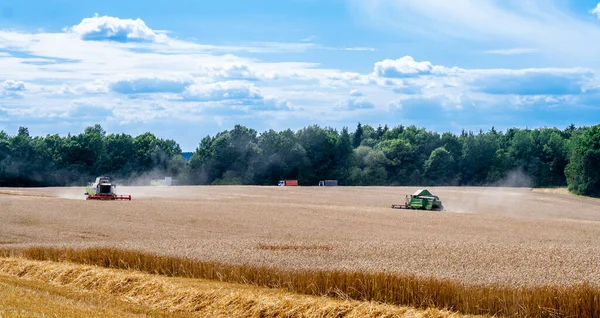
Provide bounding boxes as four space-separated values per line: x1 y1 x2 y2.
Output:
0 123 598 197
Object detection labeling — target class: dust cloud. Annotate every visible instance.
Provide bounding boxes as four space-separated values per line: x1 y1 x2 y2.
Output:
491 167 533 188
442 168 533 216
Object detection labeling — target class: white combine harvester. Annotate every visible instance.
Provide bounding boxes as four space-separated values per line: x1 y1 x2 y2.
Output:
85 176 131 201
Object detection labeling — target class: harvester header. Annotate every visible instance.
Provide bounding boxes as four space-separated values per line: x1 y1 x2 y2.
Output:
85 176 132 201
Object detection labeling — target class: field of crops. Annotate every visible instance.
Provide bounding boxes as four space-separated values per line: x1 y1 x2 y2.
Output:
3 256 467 318
1 186 599 288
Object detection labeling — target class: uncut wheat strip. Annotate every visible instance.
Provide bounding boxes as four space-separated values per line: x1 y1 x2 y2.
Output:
0 257 476 318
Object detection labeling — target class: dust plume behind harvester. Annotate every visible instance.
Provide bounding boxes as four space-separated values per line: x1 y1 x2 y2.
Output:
85 176 132 201
392 189 444 211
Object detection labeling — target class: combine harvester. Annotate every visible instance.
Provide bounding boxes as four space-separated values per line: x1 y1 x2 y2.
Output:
392 189 444 211
85 176 132 201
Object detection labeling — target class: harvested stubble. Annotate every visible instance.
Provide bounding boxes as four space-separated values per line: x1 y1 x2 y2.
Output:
0 274 163 317
0 256 468 318
1 246 598 317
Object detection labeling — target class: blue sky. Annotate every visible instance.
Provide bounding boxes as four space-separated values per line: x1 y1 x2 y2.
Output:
1 0 600 150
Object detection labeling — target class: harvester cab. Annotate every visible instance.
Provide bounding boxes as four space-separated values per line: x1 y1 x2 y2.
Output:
85 176 131 201
392 189 444 211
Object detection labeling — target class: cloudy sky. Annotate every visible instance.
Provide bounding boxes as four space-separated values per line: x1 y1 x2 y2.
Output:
1 0 600 150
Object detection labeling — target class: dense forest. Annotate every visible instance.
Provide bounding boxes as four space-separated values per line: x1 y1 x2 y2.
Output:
0 123 599 197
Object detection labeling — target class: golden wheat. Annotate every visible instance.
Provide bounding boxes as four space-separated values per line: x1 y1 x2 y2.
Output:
1 186 600 317
0 275 165 317
0 256 471 318
2 186 599 287
1 246 598 317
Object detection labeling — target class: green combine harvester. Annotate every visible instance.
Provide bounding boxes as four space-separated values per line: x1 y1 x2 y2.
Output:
392 189 444 211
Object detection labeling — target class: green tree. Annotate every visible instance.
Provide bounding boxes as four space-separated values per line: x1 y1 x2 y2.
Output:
248 129 308 185
132 132 159 171
336 128 353 175
381 125 404 141
6 127 43 185
189 135 214 184
377 138 416 184
424 147 457 185
0 131 9 185
538 130 568 186
296 125 337 184
459 131 497 185
361 124 377 141
101 133 135 176
190 125 259 185
441 132 462 159
0 123 596 195
352 123 363 148
565 125 600 197
348 146 388 185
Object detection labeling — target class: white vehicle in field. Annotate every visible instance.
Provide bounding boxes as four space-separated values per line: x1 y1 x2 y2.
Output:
85 176 131 201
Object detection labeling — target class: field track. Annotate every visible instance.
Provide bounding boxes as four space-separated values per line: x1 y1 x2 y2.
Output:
1 186 599 287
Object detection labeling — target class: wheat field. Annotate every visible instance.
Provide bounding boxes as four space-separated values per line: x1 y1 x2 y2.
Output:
1 186 599 286
1 257 469 318
1 186 600 316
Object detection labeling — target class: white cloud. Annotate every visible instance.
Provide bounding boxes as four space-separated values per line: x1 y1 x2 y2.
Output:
510 95 573 108
336 97 376 110
388 99 403 111
0 16 358 126
355 0 600 64
65 14 168 43
2 14 600 146
374 56 457 78
339 47 376 52
0 80 26 98
484 48 538 55
391 82 423 95
109 77 193 94
322 72 376 87
301 35 317 42
592 3 600 19
2 80 26 91
370 56 596 98
349 89 363 96
468 68 593 95
67 100 115 119
249 97 294 111
0 91 23 99
317 55 597 108
57 81 110 95
200 64 259 81
182 81 263 102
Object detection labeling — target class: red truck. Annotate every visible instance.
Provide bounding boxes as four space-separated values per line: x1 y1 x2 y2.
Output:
278 180 298 186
